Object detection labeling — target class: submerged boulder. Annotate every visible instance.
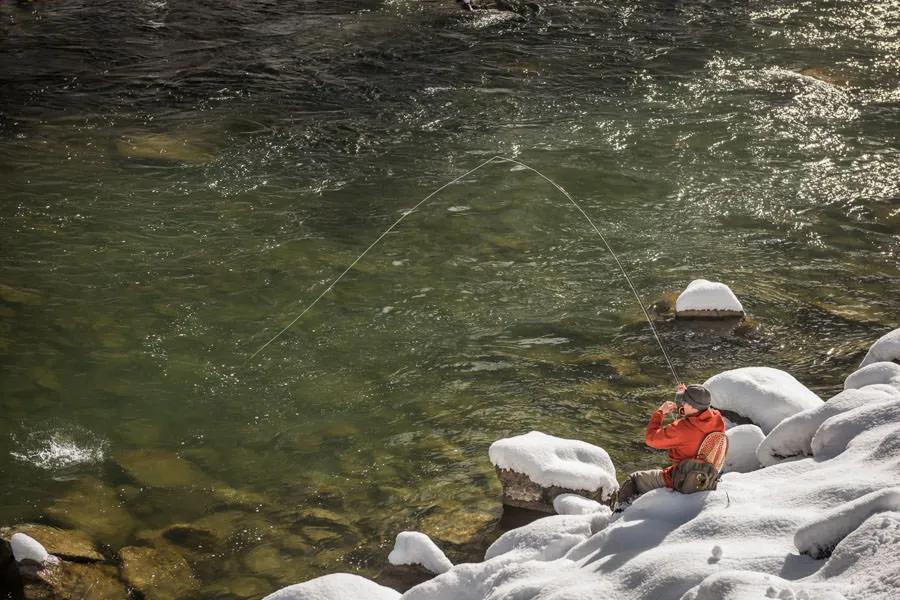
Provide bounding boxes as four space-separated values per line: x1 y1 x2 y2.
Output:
489 431 617 513
0 526 101 563
115 134 214 163
675 279 744 319
119 545 199 600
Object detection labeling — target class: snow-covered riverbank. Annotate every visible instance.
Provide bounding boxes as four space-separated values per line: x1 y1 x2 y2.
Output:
267 328 900 600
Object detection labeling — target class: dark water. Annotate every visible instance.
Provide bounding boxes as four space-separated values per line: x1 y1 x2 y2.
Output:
1 0 898 596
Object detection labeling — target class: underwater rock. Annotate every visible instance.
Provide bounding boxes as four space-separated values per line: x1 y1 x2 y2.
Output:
0 283 42 305
419 508 496 546
675 279 745 319
114 134 214 163
115 448 214 489
119 545 199 600
797 67 852 87
0 525 102 563
45 478 136 549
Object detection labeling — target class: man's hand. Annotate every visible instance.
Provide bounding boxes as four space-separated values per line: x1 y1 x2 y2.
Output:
676 383 686 393
658 401 677 415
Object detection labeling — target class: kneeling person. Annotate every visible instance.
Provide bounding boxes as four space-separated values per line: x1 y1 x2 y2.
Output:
616 384 725 508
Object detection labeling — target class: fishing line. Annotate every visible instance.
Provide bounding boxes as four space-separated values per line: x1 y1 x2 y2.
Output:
249 155 682 386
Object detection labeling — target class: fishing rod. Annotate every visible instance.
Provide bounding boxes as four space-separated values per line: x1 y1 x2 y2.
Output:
248 155 682 387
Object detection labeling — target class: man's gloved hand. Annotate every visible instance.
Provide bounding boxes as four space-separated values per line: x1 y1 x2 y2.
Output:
658 401 677 415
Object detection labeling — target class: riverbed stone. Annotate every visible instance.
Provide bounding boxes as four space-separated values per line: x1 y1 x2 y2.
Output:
20 560 126 600
0 525 102 563
116 449 213 489
0 283 41 305
419 508 496 546
46 478 136 548
494 467 614 513
119 545 199 600
115 134 214 163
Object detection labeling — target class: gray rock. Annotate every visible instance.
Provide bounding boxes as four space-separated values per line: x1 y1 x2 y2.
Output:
19 560 126 600
495 467 614 513
119 545 199 600
0 525 102 563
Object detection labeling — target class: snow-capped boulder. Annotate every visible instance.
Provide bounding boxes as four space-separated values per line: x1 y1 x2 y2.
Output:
721 424 764 473
484 513 598 561
704 367 823 434
758 386 899 466
552 493 607 515
811 394 900 460
859 328 900 368
674 279 744 318
845 361 900 390
262 573 400 600
795 488 900 558
489 431 617 512
388 532 452 575
10 533 55 565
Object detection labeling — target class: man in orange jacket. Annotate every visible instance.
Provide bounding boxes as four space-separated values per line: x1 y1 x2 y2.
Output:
615 384 725 509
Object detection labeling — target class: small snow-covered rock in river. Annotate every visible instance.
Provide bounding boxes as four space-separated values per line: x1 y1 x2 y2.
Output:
263 573 400 600
552 493 607 515
721 424 764 473
704 367 822 434
845 361 900 390
388 531 452 575
489 431 617 512
10 532 55 565
859 327 900 368
674 279 744 318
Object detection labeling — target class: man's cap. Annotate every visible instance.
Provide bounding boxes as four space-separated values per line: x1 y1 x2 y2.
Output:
676 384 712 410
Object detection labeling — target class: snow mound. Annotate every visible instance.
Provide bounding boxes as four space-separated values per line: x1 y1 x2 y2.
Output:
680 569 846 600
859 328 900 368
811 394 900 460
795 488 900 559
10 533 53 564
844 361 900 390
553 493 608 515
488 431 617 496
704 367 823 434
722 424 764 473
388 531 452 575
758 386 898 466
675 279 744 314
263 573 401 600
485 513 597 561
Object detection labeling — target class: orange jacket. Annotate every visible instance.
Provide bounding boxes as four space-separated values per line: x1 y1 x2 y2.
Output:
645 408 725 487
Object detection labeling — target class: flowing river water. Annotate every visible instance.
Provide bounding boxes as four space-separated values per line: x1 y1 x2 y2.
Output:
1 0 898 597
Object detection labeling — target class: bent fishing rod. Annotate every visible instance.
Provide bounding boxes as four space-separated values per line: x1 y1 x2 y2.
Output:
248 155 682 387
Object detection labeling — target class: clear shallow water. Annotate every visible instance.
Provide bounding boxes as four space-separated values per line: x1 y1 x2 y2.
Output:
1 0 898 596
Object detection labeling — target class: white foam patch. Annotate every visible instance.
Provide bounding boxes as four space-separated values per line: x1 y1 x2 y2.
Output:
10 429 107 470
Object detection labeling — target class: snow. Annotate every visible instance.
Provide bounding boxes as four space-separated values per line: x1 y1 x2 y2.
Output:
262 573 400 600
757 386 898 466
675 279 744 314
264 349 900 600
722 424 764 473
552 494 607 515
704 367 823 434
844 361 900 390
10 533 53 564
794 489 900 559
388 532 453 575
488 431 618 498
859 328 900 368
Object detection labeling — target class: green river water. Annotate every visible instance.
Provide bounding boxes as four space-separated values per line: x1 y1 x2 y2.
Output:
1 0 898 597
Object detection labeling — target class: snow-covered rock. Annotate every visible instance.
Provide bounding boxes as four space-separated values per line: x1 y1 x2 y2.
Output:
859 328 900 368
263 573 400 600
10 532 54 565
845 361 900 390
811 393 900 460
721 424 764 473
758 386 899 466
489 431 617 511
485 514 597 561
794 488 900 558
704 367 823 434
674 279 744 317
388 532 452 575
552 493 607 515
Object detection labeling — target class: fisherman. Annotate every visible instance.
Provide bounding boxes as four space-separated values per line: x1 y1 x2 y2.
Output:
615 383 725 509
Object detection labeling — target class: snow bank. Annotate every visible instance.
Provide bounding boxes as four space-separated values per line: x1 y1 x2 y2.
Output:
263 573 400 600
811 393 900 460
859 328 900 368
844 361 900 390
795 488 900 559
552 493 607 515
10 533 55 565
721 424 764 473
488 431 617 496
704 367 823 433
675 279 744 314
485 514 597 561
388 532 453 575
